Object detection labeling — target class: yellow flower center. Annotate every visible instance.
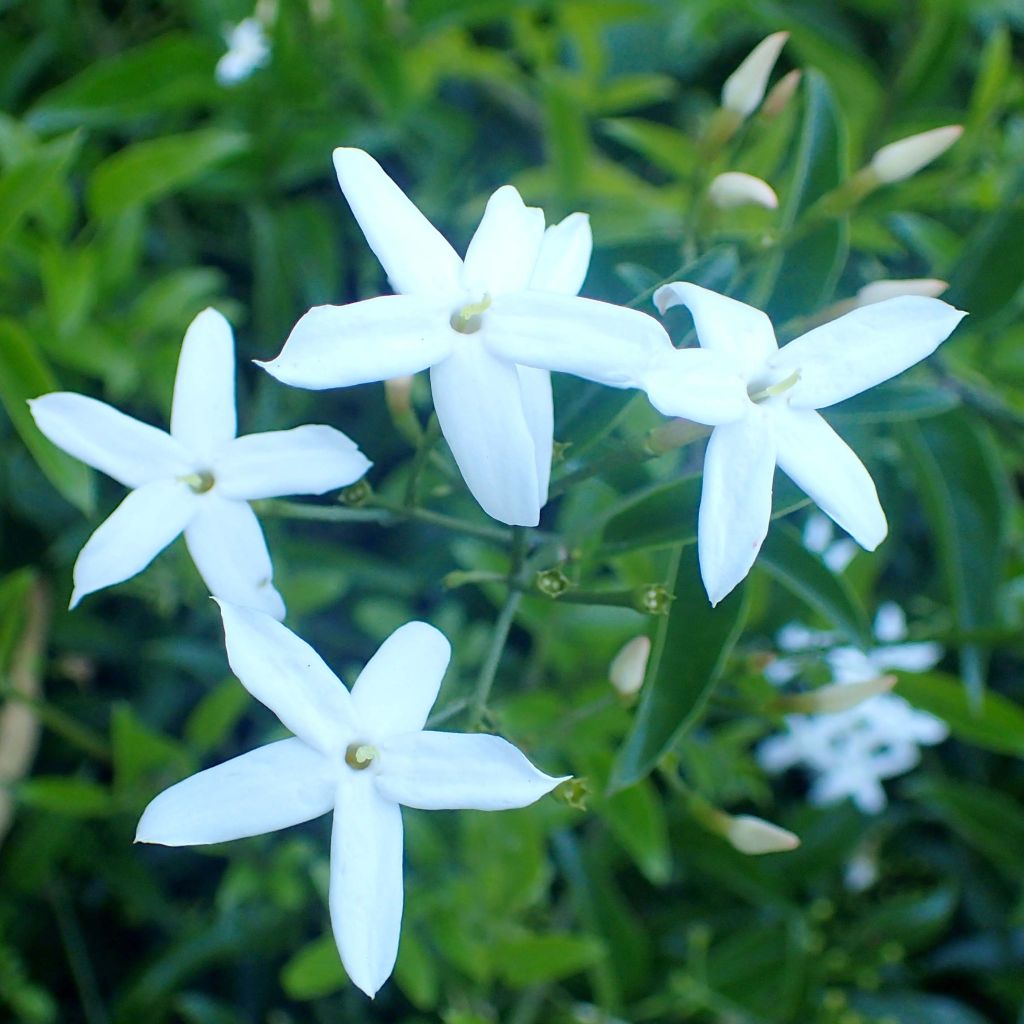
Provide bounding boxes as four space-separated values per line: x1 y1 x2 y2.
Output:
344 742 378 771
450 294 492 334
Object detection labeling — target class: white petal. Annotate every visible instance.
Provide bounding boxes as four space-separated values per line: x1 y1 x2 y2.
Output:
215 425 371 501
653 282 777 376
332 147 463 297
771 297 967 410
184 496 285 619
29 393 190 487
721 31 789 117
516 365 553 504
136 738 335 846
375 731 567 810
462 185 545 297
216 601 359 754
330 775 404 998
485 292 673 389
530 212 592 296
773 407 887 550
642 347 750 425
350 622 451 738
708 172 779 210
429 345 541 526
170 308 237 462
71 479 196 607
697 409 776 605
259 296 455 390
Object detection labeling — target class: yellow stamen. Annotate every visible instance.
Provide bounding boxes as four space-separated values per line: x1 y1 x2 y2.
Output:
344 743 378 770
450 294 492 334
748 369 801 404
180 470 215 494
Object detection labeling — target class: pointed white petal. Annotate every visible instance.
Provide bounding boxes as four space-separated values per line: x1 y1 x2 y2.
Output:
215 425 371 501
486 292 672 389
721 31 789 117
773 407 887 550
216 601 359 754
71 480 196 607
350 622 451 737
529 212 592 296
170 308 237 461
708 171 779 210
330 776 404 998
375 732 567 810
429 345 541 526
771 297 967 410
642 347 750 425
29 393 190 487
462 185 545 296
516 365 553 504
136 738 335 846
259 297 456 390
332 147 463 297
697 409 776 605
184 496 285 619
654 282 777 375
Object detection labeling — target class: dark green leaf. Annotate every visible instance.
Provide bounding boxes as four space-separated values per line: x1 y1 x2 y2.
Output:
279 935 346 1000
0 132 80 246
492 929 604 986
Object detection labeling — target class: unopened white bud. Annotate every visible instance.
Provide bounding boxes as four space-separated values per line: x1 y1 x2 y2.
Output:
708 172 779 210
761 68 802 118
721 31 789 117
869 125 963 184
609 636 650 696
855 278 948 306
725 814 800 855
782 674 896 714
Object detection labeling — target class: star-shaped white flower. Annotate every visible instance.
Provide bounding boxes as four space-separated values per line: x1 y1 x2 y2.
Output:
260 148 673 527
136 604 567 998
645 283 966 604
29 308 370 618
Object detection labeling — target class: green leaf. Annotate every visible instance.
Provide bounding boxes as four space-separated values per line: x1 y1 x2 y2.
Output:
184 680 249 756
758 523 871 646
111 704 191 792
828 380 959 423
897 411 1010 698
894 670 1024 757
0 318 95 514
87 128 249 219
17 777 113 818
492 929 604 986
0 133 80 247
610 546 749 790
598 779 672 885
279 934 347 1000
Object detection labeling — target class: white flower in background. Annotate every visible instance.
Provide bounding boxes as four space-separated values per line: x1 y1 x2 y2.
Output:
721 31 789 118
708 172 779 210
29 309 370 619
758 603 947 814
137 606 566 998
868 125 963 185
803 512 857 573
646 283 966 604
215 17 270 86
261 148 675 527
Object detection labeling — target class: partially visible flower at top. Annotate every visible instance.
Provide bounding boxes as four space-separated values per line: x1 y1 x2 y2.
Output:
757 602 947 813
261 148 674 527
868 125 963 185
644 283 966 604
721 31 789 118
29 309 370 618
215 17 270 86
708 172 779 210
136 605 566 998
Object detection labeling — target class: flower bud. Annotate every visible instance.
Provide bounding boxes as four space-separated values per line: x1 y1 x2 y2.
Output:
721 31 789 117
868 125 963 184
724 814 800 855
780 674 896 714
855 278 948 306
384 374 422 444
708 171 779 210
760 68 802 118
609 636 650 697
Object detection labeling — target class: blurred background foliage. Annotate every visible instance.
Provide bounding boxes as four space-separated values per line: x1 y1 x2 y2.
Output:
1 0 1023 1022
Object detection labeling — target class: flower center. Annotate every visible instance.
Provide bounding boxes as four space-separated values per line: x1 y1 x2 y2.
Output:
747 368 801 404
180 470 216 494
344 742 379 771
449 294 491 334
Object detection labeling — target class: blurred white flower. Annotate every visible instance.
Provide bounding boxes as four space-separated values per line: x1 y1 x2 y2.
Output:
708 172 779 210
757 602 947 814
215 18 270 86
137 607 566 998
856 278 948 307
869 125 963 184
721 31 789 117
262 148 672 526
30 309 370 618
647 283 966 604
803 512 857 573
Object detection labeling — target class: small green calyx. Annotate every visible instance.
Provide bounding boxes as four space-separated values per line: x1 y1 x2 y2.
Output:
344 743 378 771
181 470 215 494
450 294 492 334
748 368 801 404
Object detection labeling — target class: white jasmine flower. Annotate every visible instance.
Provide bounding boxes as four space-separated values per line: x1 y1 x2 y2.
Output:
137 606 566 998
868 125 962 185
29 309 370 618
261 148 675 526
708 172 779 210
721 31 789 117
647 283 966 604
215 18 270 86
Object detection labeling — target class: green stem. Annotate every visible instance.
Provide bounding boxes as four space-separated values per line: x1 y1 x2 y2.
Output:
403 413 441 507
0 682 110 763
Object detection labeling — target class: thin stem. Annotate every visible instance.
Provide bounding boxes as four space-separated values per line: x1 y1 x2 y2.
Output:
49 879 110 1024
403 413 441 507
